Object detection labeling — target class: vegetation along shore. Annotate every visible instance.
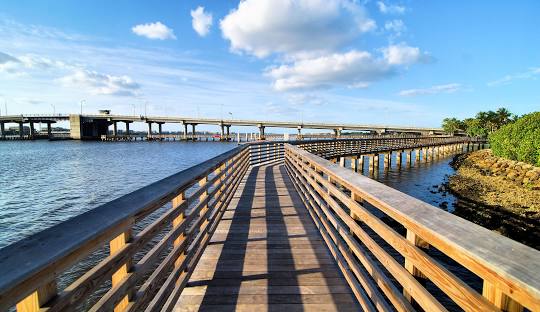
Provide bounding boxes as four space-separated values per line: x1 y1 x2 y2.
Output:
443 110 540 249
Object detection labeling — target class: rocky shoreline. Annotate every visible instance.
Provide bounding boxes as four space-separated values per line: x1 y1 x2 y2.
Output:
447 150 540 249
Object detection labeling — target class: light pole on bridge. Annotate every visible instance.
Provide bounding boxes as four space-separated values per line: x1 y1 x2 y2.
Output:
80 100 86 115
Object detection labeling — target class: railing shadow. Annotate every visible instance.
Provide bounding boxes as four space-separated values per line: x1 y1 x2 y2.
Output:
194 166 259 310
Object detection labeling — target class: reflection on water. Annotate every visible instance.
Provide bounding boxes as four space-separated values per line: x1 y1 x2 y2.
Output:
0 141 236 248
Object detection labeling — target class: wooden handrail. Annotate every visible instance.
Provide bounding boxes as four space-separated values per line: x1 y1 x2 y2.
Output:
284 143 540 312
0 143 255 311
295 136 483 159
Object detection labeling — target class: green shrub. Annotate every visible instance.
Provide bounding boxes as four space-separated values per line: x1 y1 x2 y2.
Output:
489 112 540 166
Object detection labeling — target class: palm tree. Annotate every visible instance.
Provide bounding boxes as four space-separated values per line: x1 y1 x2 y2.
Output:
495 107 512 128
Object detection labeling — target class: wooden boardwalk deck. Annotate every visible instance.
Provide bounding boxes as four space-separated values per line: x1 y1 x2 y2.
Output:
174 163 359 312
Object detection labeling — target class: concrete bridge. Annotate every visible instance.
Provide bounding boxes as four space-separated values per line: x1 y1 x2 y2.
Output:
0 137 537 312
0 113 447 141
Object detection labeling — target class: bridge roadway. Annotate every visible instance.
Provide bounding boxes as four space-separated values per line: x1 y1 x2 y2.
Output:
174 163 359 311
0 114 445 140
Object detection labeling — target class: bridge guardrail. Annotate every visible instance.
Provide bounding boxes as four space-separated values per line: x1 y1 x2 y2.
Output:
284 143 539 312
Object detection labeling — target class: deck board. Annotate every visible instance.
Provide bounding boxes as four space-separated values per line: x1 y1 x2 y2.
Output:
174 163 358 312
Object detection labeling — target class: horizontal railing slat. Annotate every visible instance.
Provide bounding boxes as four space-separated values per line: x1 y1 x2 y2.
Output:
0 145 247 309
286 143 540 311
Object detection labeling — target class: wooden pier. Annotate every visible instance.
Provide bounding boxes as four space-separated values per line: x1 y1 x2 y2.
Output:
0 138 538 312
175 163 360 311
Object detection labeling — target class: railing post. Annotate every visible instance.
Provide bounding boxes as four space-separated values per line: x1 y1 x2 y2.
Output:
199 176 209 230
172 192 187 267
482 281 523 312
110 229 133 311
16 280 57 312
403 230 429 304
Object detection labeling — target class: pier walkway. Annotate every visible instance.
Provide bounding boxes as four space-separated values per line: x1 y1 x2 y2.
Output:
175 163 358 311
0 138 538 312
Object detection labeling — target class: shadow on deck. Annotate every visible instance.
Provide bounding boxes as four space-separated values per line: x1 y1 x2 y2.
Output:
174 163 359 312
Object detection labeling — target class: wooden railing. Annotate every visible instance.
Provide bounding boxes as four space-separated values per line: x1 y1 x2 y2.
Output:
0 143 256 312
297 136 485 159
1 138 537 312
285 143 540 312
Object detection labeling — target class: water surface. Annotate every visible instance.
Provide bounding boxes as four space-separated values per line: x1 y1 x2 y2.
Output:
0 141 236 248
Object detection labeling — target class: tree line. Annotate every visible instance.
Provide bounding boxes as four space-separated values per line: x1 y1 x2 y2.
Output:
441 107 516 137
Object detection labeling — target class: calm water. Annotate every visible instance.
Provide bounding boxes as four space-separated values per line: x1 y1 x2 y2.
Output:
0 141 236 248
1 141 533 249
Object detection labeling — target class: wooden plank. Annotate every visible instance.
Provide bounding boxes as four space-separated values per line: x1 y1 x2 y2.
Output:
174 163 356 312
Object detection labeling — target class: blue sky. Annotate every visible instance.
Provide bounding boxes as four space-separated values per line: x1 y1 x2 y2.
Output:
0 0 539 130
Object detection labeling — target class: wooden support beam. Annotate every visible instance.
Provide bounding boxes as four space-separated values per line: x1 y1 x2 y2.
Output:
110 230 133 312
483 281 524 312
16 280 57 312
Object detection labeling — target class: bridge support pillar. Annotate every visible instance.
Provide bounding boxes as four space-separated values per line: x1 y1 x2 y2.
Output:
226 125 230 141
0 122 4 140
191 124 196 141
415 149 421 162
408 150 413 166
29 121 35 139
297 126 302 140
183 123 188 140
333 128 342 138
339 157 345 167
157 122 164 140
384 153 390 171
258 125 265 140
125 121 131 138
358 156 364 173
18 122 24 139
147 122 153 140
396 151 402 169
112 121 118 137
47 122 52 139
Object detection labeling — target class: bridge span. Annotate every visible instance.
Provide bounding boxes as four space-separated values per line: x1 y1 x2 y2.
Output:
0 137 537 312
0 113 447 140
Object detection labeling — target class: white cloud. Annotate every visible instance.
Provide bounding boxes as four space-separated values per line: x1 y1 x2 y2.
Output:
220 0 376 58
0 52 21 74
191 6 213 37
399 83 463 97
384 19 406 35
0 51 68 75
267 42 427 91
377 1 405 14
131 22 176 40
382 43 427 65
487 67 540 86
266 50 393 91
58 69 141 97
